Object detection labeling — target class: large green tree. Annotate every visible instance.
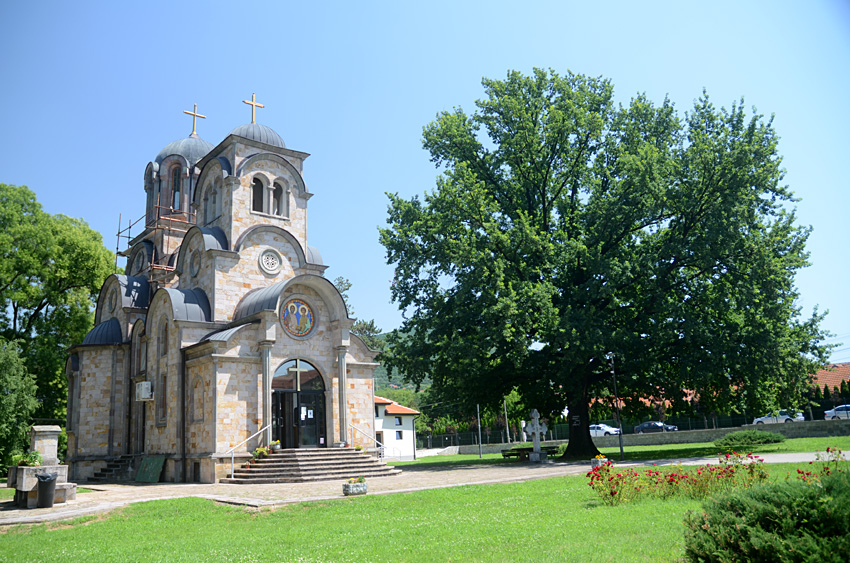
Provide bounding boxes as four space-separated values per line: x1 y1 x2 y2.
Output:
0 184 114 422
0 337 38 467
379 69 832 458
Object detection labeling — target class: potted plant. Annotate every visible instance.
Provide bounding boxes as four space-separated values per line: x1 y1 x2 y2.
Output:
591 454 608 468
12 451 43 467
252 446 271 460
269 440 281 451
342 475 367 496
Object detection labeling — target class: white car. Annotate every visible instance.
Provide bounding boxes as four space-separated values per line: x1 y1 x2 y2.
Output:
589 423 621 436
753 410 804 424
824 404 850 420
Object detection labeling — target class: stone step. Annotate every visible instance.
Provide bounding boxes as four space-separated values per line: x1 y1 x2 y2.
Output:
223 447 401 484
221 467 401 485
230 465 398 477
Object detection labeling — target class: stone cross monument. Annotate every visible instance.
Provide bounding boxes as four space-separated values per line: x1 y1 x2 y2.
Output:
527 409 548 462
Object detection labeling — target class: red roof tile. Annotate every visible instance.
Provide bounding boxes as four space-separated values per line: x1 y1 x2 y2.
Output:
374 395 420 415
812 363 850 391
384 403 420 415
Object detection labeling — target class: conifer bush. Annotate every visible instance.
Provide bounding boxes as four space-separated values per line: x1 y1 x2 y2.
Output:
683 471 850 562
714 429 785 449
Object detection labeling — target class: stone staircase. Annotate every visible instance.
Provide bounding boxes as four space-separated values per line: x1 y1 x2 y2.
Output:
221 447 401 484
87 455 136 483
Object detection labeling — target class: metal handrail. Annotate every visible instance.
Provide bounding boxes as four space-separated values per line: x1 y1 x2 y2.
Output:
226 424 270 477
348 423 402 460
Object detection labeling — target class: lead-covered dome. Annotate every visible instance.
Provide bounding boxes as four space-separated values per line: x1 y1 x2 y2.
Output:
155 133 214 166
229 123 286 148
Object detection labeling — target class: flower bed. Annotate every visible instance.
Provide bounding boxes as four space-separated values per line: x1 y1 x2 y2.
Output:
586 451 768 506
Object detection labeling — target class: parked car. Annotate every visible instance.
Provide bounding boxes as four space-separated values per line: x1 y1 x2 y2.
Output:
634 421 678 434
752 410 804 424
589 423 621 437
824 404 850 420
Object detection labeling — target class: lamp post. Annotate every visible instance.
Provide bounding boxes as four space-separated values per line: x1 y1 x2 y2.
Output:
610 354 625 462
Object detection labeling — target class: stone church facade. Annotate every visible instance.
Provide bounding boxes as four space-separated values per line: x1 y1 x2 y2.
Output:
65 106 378 483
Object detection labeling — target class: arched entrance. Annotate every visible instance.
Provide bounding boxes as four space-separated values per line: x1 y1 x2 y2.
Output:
272 359 327 448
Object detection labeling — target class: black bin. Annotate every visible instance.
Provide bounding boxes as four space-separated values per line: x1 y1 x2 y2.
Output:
36 472 58 508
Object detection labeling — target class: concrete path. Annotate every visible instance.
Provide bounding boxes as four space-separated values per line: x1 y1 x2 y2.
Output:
0 452 829 527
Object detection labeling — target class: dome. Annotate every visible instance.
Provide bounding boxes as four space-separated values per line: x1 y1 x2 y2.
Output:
229 123 286 148
155 133 214 166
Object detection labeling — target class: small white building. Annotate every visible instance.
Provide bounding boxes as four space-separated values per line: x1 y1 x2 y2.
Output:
374 396 419 461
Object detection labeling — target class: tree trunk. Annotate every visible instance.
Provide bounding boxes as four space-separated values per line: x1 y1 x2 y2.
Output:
559 387 601 460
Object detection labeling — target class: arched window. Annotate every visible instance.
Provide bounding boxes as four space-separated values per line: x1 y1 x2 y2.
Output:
172 168 182 210
272 359 324 392
252 177 264 213
159 320 168 357
272 183 283 216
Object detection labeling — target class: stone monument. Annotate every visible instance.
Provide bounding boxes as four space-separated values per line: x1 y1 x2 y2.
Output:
6 426 77 508
526 409 549 463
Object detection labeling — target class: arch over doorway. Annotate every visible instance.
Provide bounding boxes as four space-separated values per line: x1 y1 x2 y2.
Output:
271 359 326 448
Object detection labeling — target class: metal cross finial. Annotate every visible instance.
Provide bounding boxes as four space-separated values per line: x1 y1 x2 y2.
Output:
243 93 264 124
183 103 206 135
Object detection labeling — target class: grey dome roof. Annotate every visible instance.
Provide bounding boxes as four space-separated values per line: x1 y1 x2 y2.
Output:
83 318 124 346
229 123 286 148
155 133 214 166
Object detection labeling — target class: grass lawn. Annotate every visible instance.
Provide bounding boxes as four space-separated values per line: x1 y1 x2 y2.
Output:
1 474 700 562
2 462 844 563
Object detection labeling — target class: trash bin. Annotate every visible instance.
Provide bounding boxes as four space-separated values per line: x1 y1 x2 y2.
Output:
36 472 58 508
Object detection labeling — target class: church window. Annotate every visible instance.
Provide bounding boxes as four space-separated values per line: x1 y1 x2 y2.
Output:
259 249 282 275
252 178 264 213
159 321 168 357
272 359 324 391
171 168 182 210
156 373 167 424
203 194 210 224
272 183 284 216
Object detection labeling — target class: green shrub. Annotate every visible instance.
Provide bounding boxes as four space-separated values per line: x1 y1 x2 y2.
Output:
714 429 785 448
683 471 850 562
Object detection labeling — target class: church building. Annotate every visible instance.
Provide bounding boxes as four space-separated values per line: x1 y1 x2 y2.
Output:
65 97 380 483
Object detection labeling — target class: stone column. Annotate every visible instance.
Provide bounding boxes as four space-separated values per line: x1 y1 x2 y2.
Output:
30 426 62 466
260 342 273 445
337 347 348 444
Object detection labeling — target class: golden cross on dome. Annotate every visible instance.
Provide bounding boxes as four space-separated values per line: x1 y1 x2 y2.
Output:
183 103 206 135
243 93 264 124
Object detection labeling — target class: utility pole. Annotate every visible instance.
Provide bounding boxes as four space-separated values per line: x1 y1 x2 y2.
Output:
477 404 483 459
504 399 511 444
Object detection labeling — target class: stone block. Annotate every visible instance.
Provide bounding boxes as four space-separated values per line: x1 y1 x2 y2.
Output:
13 465 69 491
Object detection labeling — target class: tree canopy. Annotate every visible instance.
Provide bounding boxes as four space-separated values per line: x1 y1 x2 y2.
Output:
0 183 114 425
378 69 832 458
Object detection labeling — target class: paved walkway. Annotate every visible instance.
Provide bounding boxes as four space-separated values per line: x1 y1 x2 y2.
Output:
0 452 826 527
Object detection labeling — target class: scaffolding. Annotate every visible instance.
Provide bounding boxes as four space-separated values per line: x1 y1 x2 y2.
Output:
115 194 196 276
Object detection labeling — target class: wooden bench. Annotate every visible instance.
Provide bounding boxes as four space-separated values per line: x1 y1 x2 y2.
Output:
501 449 521 459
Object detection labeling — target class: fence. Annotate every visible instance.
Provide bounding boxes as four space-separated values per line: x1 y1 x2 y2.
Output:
417 398 850 450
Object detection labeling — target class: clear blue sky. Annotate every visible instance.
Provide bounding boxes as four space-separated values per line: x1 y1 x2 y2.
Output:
1 1 848 361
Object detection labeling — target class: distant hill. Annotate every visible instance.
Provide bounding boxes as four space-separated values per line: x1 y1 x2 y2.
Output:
373 362 431 391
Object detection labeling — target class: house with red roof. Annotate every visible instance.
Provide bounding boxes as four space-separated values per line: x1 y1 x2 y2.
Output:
812 362 850 397
374 396 420 460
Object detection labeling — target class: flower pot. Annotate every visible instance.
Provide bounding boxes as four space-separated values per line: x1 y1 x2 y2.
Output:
591 458 608 468
342 482 367 496
271 444 281 450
